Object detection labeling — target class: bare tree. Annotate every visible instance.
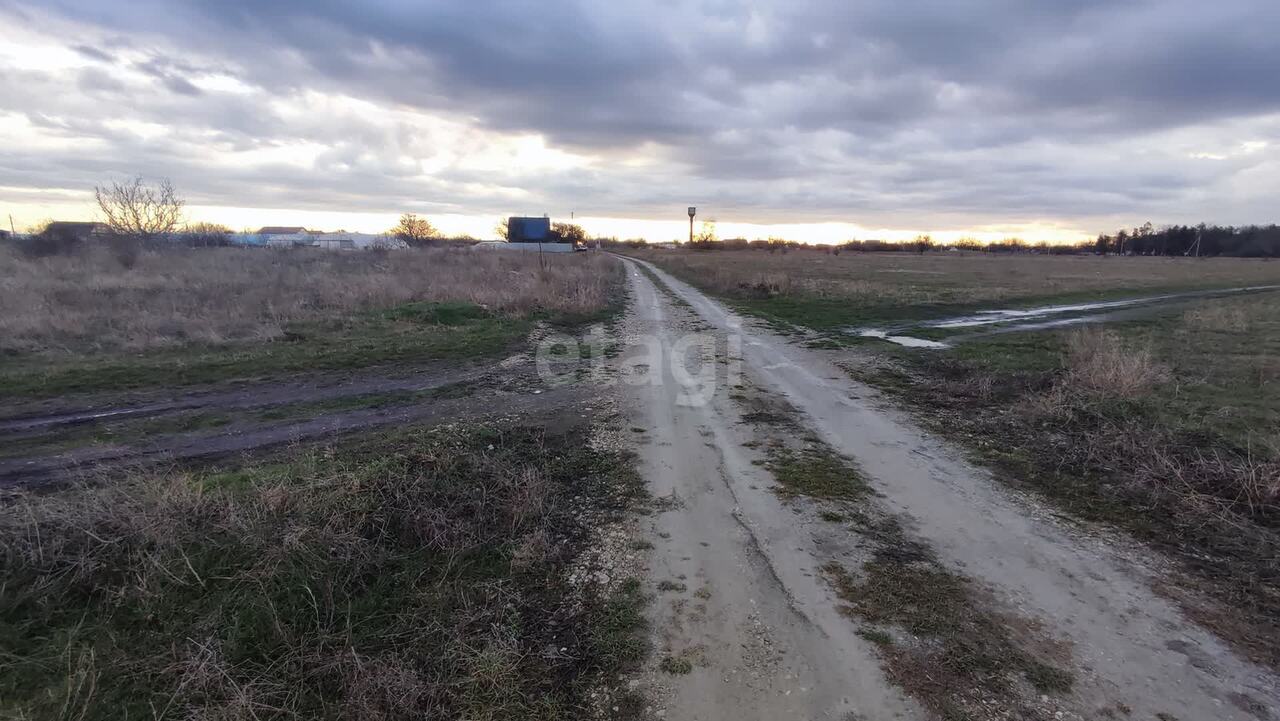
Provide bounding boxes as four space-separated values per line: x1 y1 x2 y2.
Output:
913 234 934 255
95 176 185 240
493 219 510 240
392 213 441 248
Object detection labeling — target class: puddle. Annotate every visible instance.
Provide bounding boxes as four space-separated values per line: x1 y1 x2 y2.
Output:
849 285 1280 349
927 285 1279 330
925 297 1154 329
858 329 949 349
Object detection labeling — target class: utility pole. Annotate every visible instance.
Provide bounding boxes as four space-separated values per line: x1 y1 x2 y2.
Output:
688 206 696 244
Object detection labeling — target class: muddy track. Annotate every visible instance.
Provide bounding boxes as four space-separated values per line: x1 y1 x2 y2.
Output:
617 255 1279 720
0 360 506 435
0 357 577 488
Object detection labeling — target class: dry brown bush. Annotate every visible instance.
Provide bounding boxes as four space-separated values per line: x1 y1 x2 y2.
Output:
0 245 617 355
1062 327 1168 399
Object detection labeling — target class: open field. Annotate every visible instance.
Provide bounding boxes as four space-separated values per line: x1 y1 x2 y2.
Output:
627 248 1280 329
0 246 661 720
0 246 620 399
7 243 1280 720
634 248 1280 672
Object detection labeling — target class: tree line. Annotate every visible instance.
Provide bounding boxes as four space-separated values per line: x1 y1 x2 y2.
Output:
605 224 1280 258
1092 223 1280 258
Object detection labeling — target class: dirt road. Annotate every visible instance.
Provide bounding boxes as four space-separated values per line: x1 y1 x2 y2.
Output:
0 353 575 487
617 255 1279 720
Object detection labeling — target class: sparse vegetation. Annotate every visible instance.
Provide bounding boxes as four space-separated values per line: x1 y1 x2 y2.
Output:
658 655 693 675
0 421 649 720
631 249 1280 331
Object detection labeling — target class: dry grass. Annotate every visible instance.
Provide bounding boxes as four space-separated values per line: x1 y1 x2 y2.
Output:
0 423 649 720
1183 300 1254 332
1061 328 1169 399
632 249 1280 307
0 245 616 355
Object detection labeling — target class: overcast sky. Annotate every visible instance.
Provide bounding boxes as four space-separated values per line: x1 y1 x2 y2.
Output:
1 0 1277 241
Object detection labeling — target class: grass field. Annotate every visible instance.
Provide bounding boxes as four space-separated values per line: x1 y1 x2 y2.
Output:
629 248 1280 329
637 248 1280 667
0 421 649 720
0 245 654 719
0 246 621 400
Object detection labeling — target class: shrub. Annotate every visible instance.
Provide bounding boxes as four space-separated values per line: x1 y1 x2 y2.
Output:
1062 327 1168 399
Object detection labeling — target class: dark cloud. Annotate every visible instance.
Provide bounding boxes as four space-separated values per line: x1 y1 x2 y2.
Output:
71 43 114 62
3 0 1279 231
134 57 204 96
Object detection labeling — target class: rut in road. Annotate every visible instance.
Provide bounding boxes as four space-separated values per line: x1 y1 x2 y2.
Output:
618 255 1280 721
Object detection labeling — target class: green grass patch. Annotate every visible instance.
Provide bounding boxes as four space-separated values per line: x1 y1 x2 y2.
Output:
0 302 531 401
586 578 650 677
658 655 693 675
766 446 871 501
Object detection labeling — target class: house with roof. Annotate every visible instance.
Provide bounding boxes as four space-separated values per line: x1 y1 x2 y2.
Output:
257 226 308 235
257 226 313 248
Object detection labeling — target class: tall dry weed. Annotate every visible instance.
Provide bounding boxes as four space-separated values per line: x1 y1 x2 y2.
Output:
1062 327 1168 399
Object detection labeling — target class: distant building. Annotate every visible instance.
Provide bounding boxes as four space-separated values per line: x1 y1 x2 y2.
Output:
311 233 355 251
316 232 404 250
46 221 110 241
230 230 404 250
256 226 312 248
474 239 576 253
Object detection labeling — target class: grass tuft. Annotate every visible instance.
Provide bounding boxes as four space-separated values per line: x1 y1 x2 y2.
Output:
658 656 693 675
766 446 871 501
